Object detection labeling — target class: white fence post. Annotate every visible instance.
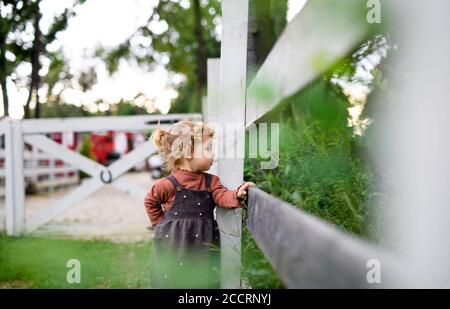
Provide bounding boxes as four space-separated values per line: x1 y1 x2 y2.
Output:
206 58 220 175
216 0 249 289
5 119 25 236
382 0 450 288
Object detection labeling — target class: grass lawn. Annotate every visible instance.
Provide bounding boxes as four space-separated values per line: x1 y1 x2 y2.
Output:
0 234 152 288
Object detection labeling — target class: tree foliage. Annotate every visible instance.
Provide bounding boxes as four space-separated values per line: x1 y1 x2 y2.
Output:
99 0 221 113
0 0 85 118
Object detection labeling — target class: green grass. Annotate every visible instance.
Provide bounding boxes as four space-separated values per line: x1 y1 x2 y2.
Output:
240 52 385 287
241 224 285 289
0 234 152 288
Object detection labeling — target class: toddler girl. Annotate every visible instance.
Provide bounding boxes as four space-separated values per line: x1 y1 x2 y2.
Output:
144 119 255 288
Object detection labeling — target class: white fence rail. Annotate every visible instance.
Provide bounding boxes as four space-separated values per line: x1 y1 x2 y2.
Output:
20 113 196 134
247 188 397 288
0 150 79 196
214 0 249 289
245 0 370 127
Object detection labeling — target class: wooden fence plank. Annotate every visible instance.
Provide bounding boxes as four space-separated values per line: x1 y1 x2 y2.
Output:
21 113 202 134
24 135 102 177
0 150 64 160
206 58 220 124
34 175 78 190
216 0 249 289
4 120 25 236
25 177 104 233
247 187 397 288
0 166 77 178
245 0 370 127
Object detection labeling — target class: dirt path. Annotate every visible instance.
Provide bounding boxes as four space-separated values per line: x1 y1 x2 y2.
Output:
0 172 156 243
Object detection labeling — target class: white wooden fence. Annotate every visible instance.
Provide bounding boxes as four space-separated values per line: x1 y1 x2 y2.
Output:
208 0 381 289
1 114 201 236
0 150 79 197
2 0 449 289
206 0 450 288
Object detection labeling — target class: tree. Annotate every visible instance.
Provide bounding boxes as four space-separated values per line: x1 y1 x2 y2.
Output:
0 0 85 118
24 0 42 119
98 0 221 113
43 50 74 106
0 0 35 116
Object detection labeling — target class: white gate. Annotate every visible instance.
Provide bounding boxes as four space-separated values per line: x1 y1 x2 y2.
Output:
1 114 201 236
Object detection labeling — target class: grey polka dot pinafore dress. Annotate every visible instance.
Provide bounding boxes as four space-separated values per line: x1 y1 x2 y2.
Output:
150 173 221 288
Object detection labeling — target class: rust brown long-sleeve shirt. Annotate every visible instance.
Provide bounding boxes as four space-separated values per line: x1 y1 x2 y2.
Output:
144 169 244 227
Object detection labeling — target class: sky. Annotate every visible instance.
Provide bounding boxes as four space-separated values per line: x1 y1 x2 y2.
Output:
3 0 307 119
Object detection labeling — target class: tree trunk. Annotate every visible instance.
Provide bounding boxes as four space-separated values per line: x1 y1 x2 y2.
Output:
270 0 288 38
247 0 288 85
33 1 42 119
25 0 42 119
247 0 259 85
1 35 9 117
24 85 32 119
0 79 8 117
0 66 8 117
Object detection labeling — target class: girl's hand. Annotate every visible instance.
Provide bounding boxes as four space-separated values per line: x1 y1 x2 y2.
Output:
237 182 256 198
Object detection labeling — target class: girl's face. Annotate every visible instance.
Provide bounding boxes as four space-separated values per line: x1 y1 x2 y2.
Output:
189 137 214 172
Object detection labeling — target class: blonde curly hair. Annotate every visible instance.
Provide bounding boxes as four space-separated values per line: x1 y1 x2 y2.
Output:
151 119 215 172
